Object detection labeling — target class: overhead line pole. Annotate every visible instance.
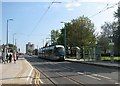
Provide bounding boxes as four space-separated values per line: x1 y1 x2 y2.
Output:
28 1 62 39
6 19 13 60
60 22 67 58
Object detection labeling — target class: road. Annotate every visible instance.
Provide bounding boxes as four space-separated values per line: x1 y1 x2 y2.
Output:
25 55 119 85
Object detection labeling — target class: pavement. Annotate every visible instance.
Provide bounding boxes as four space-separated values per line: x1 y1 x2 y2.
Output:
65 58 120 69
0 55 40 85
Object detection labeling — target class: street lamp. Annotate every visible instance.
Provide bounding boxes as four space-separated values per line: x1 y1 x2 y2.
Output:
13 33 16 45
118 1 120 8
6 18 13 60
109 39 114 63
41 39 44 47
60 21 67 58
7 18 13 46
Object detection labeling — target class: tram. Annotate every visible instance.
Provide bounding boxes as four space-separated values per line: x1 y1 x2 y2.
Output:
38 45 65 61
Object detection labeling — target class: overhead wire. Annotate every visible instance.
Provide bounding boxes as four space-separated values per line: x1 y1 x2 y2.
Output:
27 1 118 41
89 2 118 18
28 0 56 38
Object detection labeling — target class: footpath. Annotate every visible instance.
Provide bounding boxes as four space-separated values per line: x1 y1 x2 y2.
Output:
66 58 120 69
0 55 40 86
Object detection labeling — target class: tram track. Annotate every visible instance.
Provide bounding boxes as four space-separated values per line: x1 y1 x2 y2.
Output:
55 63 118 84
36 67 85 86
42 60 119 85
35 67 57 86
25 56 119 85
35 61 85 85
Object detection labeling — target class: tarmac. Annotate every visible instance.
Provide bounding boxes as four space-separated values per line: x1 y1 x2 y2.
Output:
0 55 40 86
0 55 119 85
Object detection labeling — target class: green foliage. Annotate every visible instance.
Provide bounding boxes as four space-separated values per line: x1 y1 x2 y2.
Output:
98 22 113 54
114 7 120 55
58 16 96 48
33 49 38 55
101 57 120 61
114 7 120 19
101 22 114 37
51 30 60 45
7 44 16 52
27 49 33 54
98 20 119 55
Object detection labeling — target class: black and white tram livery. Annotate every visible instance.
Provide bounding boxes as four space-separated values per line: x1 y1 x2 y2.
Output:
38 45 65 61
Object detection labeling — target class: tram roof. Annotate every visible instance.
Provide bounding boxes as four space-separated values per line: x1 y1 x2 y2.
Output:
39 45 64 50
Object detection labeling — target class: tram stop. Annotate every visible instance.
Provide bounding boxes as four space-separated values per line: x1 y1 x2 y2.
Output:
76 47 80 60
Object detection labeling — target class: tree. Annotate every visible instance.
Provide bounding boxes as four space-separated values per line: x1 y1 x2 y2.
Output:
1 44 16 53
114 6 120 55
51 30 60 45
98 22 118 55
33 49 38 55
58 16 96 48
97 35 109 54
27 49 33 55
101 22 114 37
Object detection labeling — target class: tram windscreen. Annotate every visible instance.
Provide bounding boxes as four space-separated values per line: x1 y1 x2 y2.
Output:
56 47 65 55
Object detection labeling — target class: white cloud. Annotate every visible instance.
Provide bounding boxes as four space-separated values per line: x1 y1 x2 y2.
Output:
2 0 119 3
67 8 74 11
65 1 81 11
80 0 119 3
65 0 119 11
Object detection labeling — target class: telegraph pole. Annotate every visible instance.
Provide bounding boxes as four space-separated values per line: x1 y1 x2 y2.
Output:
60 22 67 58
6 19 13 60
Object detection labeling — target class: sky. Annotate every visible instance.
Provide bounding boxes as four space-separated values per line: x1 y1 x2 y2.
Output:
1 0 119 53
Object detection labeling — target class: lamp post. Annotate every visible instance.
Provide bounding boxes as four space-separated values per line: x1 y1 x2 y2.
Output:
0 40 1 55
6 18 13 60
0 40 1 46
109 39 114 63
118 1 120 22
7 19 13 46
13 33 16 45
15 39 17 47
118 1 120 8
60 21 66 58
42 39 44 47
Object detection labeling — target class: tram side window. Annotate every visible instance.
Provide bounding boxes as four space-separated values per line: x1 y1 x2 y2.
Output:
49 49 54 56
54 48 58 56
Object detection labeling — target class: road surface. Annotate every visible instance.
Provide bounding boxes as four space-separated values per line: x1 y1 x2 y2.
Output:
25 55 119 85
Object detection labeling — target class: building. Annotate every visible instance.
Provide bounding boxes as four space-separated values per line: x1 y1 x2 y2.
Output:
26 42 34 55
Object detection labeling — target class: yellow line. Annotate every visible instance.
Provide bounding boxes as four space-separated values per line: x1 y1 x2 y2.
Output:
34 68 41 84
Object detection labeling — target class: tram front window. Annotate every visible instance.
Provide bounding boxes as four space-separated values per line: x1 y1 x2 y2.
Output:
56 47 65 56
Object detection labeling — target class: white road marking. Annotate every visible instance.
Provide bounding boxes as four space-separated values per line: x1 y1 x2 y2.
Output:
78 72 119 84
40 79 43 84
92 74 112 80
92 74 120 84
77 72 84 75
85 75 101 80
115 82 120 84
25 60 34 81
77 72 101 80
